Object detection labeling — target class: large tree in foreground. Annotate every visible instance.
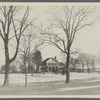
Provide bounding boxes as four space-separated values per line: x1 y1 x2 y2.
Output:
0 6 33 86
42 6 96 83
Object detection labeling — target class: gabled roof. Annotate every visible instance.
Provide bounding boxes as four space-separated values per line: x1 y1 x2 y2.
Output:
41 58 51 65
42 57 59 65
43 58 51 62
50 58 59 63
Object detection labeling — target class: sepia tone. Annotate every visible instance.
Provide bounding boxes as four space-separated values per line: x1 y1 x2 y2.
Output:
0 3 100 97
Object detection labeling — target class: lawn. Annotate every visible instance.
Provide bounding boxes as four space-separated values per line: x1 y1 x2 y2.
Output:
0 72 100 95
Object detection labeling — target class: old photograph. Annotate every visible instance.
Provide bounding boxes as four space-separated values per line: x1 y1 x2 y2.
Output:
0 2 100 97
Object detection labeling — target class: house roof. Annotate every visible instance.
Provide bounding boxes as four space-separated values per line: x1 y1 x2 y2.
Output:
42 57 59 65
58 62 65 66
41 58 50 65
43 58 51 62
50 58 59 63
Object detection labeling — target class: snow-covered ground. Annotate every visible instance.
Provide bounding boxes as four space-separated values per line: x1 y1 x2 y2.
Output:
0 72 100 86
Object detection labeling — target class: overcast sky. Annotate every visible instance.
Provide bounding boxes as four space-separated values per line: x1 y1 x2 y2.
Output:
0 3 100 66
36 3 100 61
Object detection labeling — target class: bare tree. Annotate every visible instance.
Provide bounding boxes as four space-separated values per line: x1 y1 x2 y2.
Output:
83 53 92 73
19 25 44 87
0 6 33 86
42 6 96 83
84 54 96 73
90 55 96 72
79 54 86 72
76 49 86 72
77 49 96 73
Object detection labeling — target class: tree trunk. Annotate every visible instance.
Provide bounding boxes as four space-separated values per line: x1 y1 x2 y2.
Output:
25 66 27 87
92 61 95 72
36 63 39 73
87 67 90 73
65 49 70 83
24 57 27 87
82 63 84 72
3 39 10 87
3 63 10 86
73 62 76 72
31 71 33 76
31 65 34 76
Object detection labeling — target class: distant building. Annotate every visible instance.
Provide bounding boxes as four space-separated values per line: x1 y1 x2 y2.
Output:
41 57 65 72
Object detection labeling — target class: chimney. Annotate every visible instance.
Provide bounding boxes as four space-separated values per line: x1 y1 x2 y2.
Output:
55 56 57 60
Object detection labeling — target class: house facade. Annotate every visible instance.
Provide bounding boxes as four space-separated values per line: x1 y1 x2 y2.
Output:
46 57 58 72
42 57 65 72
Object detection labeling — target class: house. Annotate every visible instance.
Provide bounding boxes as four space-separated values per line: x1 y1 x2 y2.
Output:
58 62 65 72
41 57 65 73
